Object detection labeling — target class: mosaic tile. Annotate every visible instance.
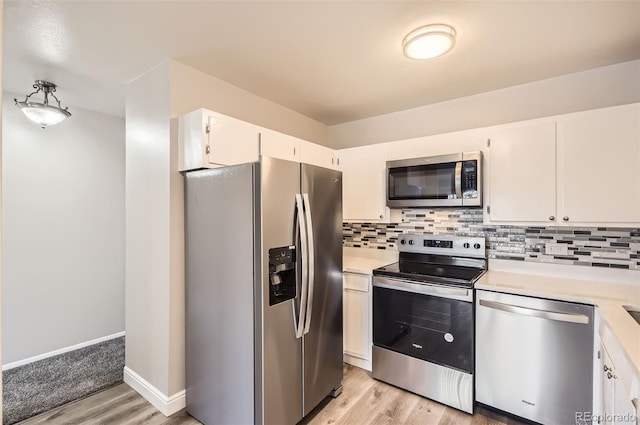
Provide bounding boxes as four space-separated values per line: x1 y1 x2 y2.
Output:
342 208 640 271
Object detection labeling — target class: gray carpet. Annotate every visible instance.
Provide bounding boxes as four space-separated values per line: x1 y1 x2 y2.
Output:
3 336 125 425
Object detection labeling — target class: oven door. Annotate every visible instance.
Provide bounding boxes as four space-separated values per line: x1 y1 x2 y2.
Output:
372 276 473 373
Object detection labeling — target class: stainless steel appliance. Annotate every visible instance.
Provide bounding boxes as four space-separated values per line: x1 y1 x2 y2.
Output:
184 157 343 425
476 290 594 425
371 234 487 414
386 151 482 208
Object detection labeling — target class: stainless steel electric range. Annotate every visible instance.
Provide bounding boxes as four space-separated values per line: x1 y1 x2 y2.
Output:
371 234 487 414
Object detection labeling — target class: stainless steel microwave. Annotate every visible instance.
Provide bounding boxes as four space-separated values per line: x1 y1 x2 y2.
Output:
386 151 482 208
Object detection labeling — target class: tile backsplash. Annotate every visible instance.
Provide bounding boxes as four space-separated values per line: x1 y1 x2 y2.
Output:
343 209 640 270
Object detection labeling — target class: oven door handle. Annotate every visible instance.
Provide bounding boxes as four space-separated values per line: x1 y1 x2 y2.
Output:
373 276 472 302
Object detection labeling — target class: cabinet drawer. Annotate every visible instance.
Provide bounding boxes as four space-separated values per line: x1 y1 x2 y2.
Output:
344 273 370 292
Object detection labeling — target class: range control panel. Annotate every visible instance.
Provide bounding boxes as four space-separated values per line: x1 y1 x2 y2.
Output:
398 234 486 258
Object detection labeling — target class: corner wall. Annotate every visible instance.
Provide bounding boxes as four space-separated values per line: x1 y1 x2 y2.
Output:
124 62 173 400
328 60 640 148
1 94 125 364
1 3 5 419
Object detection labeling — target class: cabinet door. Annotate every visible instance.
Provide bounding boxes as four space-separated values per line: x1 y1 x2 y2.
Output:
343 273 371 362
340 144 389 221
300 140 339 170
601 344 616 424
612 380 637 425
600 344 638 425
558 104 640 225
206 113 260 166
178 109 260 170
488 121 557 223
259 129 301 162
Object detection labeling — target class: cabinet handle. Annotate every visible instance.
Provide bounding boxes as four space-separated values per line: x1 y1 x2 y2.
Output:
603 364 610 372
379 214 384 219
563 216 569 221
549 216 555 221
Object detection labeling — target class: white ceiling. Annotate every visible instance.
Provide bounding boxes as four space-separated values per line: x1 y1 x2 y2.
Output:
4 1 640 125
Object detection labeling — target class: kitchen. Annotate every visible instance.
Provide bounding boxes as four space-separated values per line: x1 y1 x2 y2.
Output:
1 1 640 425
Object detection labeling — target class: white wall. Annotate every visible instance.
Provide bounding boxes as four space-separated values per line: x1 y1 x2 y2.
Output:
328 60 640 149
169 60 328 145
1 93 125 364
125 62 174 397
1 1 5 414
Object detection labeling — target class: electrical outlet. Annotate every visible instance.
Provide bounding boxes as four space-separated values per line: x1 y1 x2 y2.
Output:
545 243 568 256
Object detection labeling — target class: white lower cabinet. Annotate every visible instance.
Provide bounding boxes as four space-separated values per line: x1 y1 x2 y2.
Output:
599 343 638 425
343 272 372 371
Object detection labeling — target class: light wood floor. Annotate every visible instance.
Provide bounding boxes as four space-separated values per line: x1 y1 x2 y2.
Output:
18 364 527 425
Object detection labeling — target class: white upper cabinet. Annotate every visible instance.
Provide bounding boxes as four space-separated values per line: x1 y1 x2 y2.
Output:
300 140 340 170
178 108 338 172
259 129 339 169
259 129 301 162
340 143 392 221
558 103 640 225
488 121 557 223
486 103 640 226
178 108 259 171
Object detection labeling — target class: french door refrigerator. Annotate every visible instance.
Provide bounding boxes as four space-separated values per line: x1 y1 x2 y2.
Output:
184 156 343 425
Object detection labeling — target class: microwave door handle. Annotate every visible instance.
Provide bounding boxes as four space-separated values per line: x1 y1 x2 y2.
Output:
454 161 462 199
292 194 308 339
302 193 315 335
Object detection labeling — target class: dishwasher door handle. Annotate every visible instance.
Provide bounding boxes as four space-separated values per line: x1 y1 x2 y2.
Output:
478 299 590 324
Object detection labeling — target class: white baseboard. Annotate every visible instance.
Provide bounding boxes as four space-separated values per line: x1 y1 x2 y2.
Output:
2 331 126 371
123 366 186 417
344 353 371 372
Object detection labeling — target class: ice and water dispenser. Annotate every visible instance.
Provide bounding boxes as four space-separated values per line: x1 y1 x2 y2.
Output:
268 246 296 306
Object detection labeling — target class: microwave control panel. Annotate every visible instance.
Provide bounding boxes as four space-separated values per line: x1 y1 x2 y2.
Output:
462 160 478 199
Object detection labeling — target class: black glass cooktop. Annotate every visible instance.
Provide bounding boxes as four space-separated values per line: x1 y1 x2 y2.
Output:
373 261 485 288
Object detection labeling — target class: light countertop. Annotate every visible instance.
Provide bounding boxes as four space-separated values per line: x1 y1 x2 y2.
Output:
476 271 640 380
343 247 398 275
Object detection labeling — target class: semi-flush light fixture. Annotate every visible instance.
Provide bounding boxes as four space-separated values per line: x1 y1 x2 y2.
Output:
403 24 456 60
14 80 72 128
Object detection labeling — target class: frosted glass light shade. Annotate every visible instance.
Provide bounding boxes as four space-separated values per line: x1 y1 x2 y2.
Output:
403 24 456 60
16 102 71 128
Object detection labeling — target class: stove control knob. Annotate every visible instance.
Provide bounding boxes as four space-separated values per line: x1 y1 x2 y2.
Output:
474 243 481 249
400 239 406 245
408 240 415 245
463 243 470 249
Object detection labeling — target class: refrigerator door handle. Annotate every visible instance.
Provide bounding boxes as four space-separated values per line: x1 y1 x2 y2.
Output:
302 193 315 335
293 194 308 339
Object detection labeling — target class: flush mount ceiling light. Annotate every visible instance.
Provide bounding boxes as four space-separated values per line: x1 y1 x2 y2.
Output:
403 24 456 60
14 80 72 128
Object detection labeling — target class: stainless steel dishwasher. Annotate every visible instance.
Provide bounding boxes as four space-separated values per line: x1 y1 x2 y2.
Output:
476 289 594 425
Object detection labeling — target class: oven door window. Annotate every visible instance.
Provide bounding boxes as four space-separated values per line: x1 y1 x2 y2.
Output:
373 286 473 373
388 162 458 200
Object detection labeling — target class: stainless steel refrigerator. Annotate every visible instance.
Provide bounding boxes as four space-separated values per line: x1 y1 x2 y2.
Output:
184 156 343 425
